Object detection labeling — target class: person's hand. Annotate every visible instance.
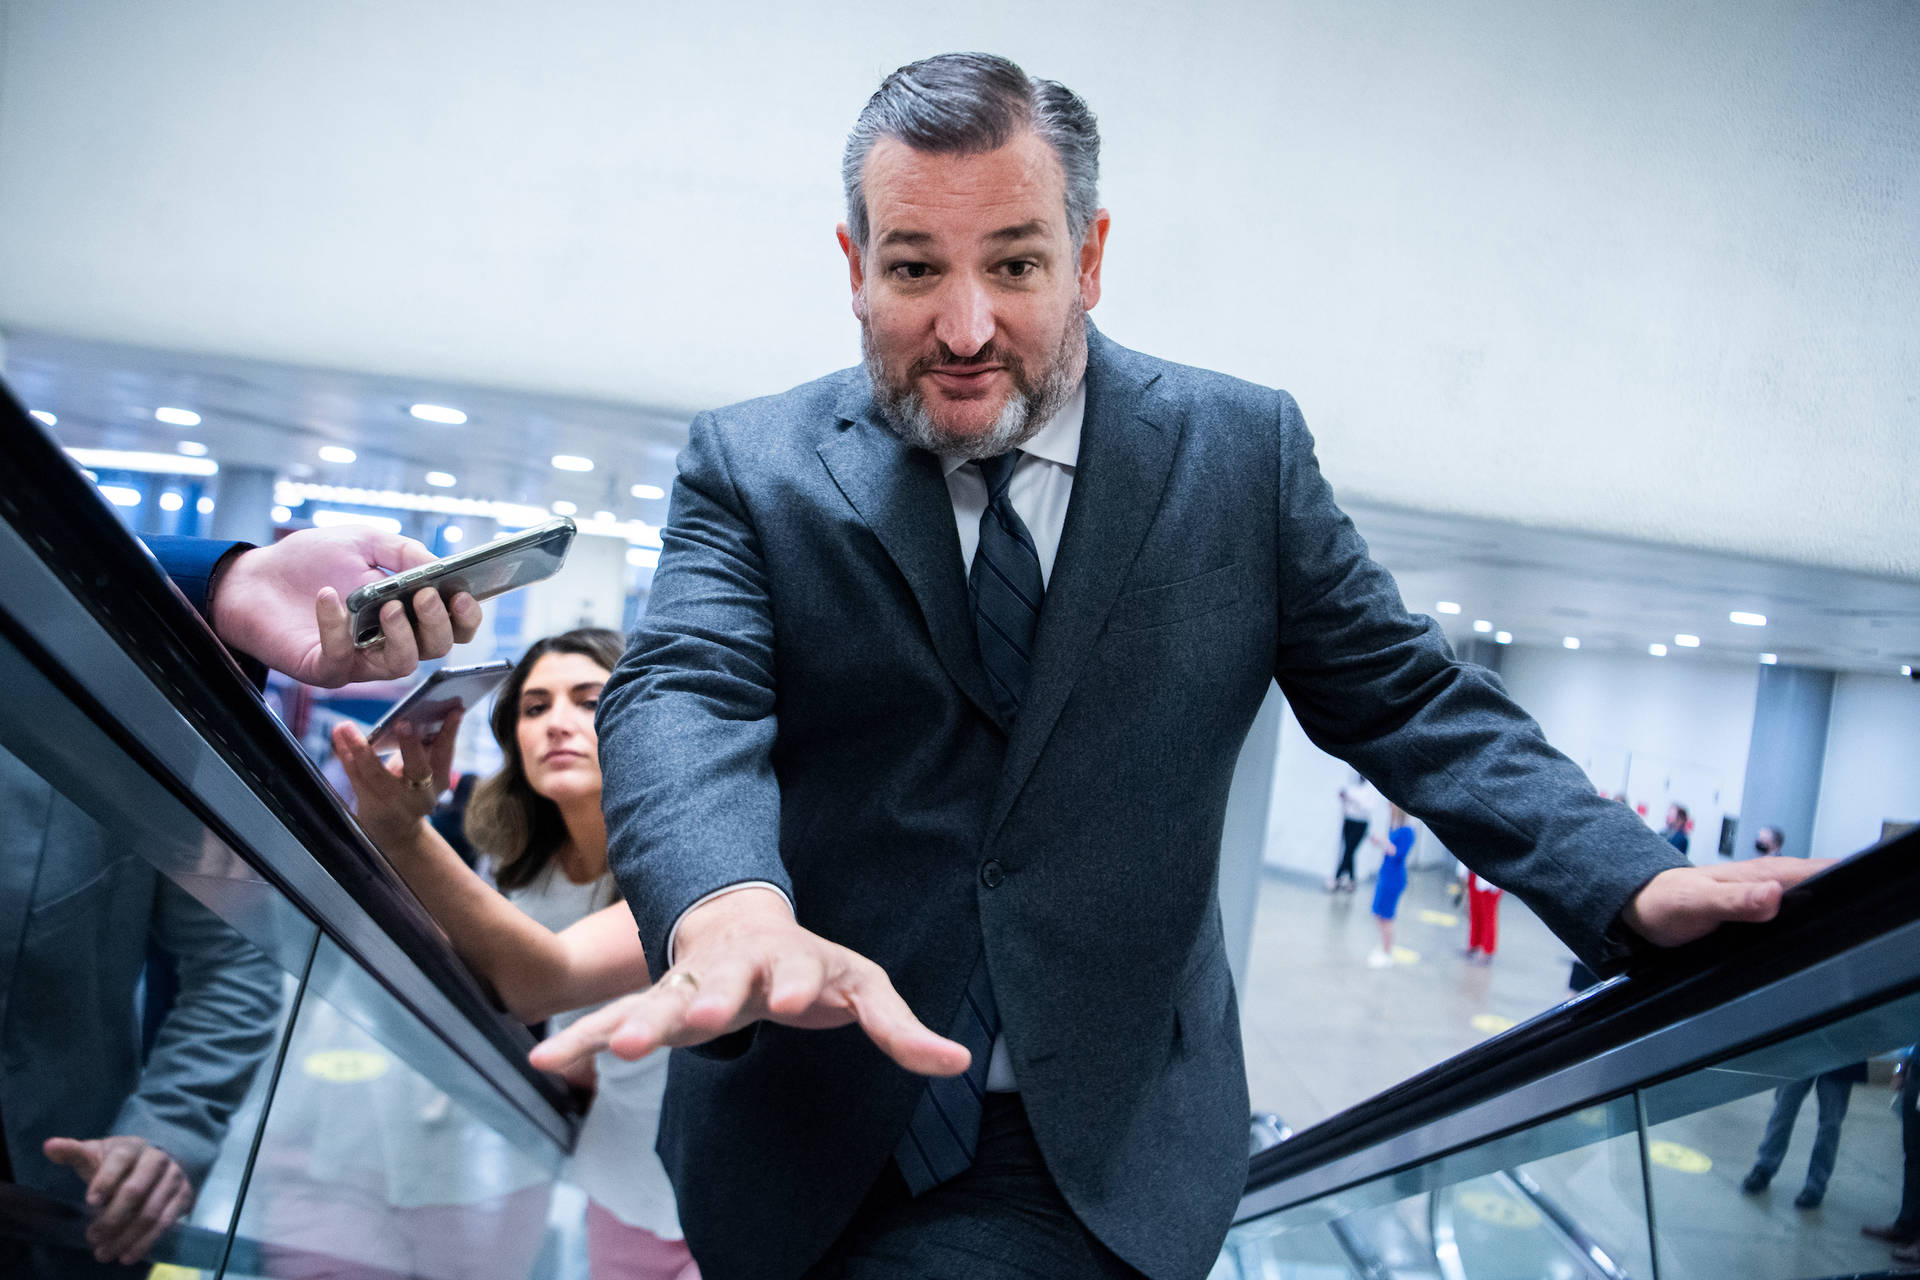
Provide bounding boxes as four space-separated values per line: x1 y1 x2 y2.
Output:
1622 856 1831 948
331 711 461 848
207 525 482 688
43 1135 193 1266
528 887 971 1080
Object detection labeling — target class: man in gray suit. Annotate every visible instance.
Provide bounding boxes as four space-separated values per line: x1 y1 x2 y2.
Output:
548 52 1819 1280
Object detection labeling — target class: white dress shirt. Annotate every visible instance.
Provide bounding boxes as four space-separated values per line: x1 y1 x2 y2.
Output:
669 379 1088 1094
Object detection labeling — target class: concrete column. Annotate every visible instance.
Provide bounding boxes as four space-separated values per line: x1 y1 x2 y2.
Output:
1735 664 1835 859
210 465 278 545
1218 682 1285 1000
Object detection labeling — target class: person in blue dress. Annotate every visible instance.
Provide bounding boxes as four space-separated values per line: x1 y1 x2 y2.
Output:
1367 806 1416 969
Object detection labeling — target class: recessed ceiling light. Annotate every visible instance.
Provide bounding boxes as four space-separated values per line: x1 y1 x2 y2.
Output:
1904 665 1914 677
29 410 56 427
1674 634 1701 648
1759 653 1779 665
158 492 184 512
318 445 357 464
98 485 142 508
410 403 468 425
631 483 667 501
1494 631 1512 645
271 505 293 523
1648 643 1668 657
552 500 578 516
443 525 465 544
196 496 215 514
176 440 209 457
1436 601 1462 615
65 447 218 477
155 407 201 427
1563 636 1581 650
1472 619 1492 633
424 471 457 488
1730 611 1767 627
594 510 616 524
551 454 594 472
627 546 661 569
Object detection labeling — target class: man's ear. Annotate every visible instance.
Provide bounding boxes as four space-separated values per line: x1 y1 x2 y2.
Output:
1078 209 1112 312
837 223 868 322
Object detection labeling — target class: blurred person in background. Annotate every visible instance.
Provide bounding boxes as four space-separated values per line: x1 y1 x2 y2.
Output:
1463 870 1502 966
1327 774 1376 892
1662 803 1690 856
334 629 696 1280
1365 806 1415 970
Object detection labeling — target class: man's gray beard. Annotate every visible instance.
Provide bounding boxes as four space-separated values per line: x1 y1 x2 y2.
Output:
863 308 1085 462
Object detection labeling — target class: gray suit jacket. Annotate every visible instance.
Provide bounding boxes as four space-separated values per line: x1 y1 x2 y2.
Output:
0 745 284 1197
597 328 1685 1279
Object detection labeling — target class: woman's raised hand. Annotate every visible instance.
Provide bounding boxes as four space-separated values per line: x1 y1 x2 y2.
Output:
332 708 463 849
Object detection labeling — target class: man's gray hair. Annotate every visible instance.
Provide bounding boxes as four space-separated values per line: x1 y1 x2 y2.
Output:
842 52 1100 249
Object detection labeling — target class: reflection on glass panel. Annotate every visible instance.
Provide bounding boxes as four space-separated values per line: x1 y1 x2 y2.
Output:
223 936 561 1280
1641 992 1920 1279
0 726 304 1278
1220 1097 1651 1279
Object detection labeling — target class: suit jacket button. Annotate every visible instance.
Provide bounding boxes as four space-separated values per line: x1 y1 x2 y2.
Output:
980 859 1005 888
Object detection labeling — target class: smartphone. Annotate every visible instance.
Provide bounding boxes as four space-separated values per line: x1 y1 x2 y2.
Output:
366 659 514 750
347 517 576 648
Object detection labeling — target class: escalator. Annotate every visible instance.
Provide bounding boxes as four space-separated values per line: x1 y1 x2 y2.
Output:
1219 815 1920 1280
4 379 1916 1280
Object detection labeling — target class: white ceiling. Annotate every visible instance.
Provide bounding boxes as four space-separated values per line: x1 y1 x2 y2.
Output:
2 1 1916 580
9 328 1917 678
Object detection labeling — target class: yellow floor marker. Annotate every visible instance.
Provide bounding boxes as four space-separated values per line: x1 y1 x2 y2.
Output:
148 1267 202 1280
304 1049 390 1083
1457 1187 1543 1230
1471 1013 1516 1035
1648 1140 1712 1173
1391 945 1420 964
1418 909 1459 927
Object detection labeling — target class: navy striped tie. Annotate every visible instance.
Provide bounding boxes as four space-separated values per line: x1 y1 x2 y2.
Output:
893 452 1041 1195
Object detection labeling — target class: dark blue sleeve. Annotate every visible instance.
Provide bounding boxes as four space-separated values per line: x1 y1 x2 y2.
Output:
142 535 268 689
144 535 252 617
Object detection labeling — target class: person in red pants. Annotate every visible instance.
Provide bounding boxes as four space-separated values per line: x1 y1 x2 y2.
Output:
1465 872 1503 965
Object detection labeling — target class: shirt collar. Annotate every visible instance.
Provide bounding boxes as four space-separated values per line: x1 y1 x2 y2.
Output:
939 378 1086 477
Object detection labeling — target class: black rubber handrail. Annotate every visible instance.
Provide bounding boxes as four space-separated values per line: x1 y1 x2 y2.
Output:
0 381 573 1118
1246 823 1920 1197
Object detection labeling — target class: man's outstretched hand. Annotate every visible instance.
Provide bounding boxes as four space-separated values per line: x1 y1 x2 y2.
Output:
44 1134 192 1267
207 525 482 687
529 887 970 1079
1623 856 1830 948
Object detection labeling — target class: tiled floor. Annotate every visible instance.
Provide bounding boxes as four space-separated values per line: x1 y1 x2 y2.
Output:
1239 865 1577 1131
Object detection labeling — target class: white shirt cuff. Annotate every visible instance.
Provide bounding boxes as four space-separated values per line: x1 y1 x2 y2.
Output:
665 881 793 968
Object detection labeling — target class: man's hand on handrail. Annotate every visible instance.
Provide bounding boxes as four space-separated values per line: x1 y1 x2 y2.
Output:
1623 856 1832 949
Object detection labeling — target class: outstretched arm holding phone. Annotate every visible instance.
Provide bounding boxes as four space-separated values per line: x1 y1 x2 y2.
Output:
333 710 650 1021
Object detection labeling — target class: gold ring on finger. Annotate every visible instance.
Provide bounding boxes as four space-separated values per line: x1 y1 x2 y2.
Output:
664 969 700 995
405 774 435 792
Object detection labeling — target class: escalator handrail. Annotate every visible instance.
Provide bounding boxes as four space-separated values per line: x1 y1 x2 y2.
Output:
1243 824 1920 1208
0 383 576 1123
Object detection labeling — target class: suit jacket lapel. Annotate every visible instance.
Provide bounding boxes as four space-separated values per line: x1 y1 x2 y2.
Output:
989 330 1181 836
817 384 1006 732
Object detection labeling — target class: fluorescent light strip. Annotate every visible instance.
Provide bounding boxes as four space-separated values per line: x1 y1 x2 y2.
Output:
1730 611 1767 627
30 410 56 427
1760 653 1779 665
155 407 201 427
98 485 142 507
1674 634 1701 648
66 447 219 477
310 509 403 534
272 482 663 547
1436 601 1462 615
1649 643 1668 657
